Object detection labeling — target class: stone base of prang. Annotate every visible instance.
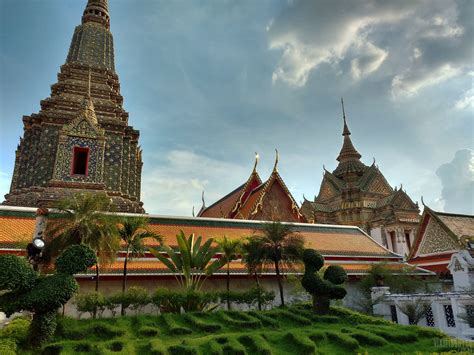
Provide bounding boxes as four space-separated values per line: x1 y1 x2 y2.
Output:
3 186 144 213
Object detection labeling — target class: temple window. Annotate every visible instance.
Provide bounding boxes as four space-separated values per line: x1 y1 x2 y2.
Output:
389 231 397 253
71 146 89 176
404 230 412 250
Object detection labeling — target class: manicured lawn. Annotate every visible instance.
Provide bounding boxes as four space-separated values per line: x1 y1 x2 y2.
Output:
21 306 472 354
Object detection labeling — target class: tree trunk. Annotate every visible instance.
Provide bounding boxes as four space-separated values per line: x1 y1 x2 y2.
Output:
95 264 99 291
313 295 330 314
93 264 99 319
274 261 284 306
226 263 231 310
121 246 130 316
254 271 262 311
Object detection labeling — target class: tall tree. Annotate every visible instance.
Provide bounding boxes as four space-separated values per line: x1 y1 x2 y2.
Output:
118 216 161 316
44 192 119 292
256 222 304 306
241 236 266 310
215 236 241 310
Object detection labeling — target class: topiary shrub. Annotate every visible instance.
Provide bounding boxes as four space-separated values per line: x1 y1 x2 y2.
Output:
0 244 97 348
301 248 347 314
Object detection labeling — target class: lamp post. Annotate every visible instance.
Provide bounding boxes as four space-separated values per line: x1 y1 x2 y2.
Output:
27 208 48 271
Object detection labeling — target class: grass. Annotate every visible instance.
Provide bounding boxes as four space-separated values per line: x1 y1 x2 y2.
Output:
10 306 472 354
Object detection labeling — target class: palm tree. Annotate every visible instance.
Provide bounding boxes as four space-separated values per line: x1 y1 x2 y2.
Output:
256 222 304 306
44 192 119 292
215 236 241 310
118 216 161 315
241 236 266 310
149 231 225 291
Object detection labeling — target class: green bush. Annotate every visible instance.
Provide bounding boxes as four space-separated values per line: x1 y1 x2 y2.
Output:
55 244 97 275
75 291 106 318
0 338 17 355
218 288 275 310
301 249 347 314
0 244 97 348
123 286 149 315
152 289 219 313
0 255 36 293
0 317 30 344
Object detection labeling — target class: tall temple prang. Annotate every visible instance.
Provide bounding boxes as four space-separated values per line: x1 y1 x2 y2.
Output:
301 99 420 255
3 0 144 213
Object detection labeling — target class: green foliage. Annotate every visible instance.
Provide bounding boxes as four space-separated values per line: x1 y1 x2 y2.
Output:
152 288 219 313
11 305 452 354
0 255 36 292
28 311 57 348
0 317 30 344
218 287 275 309
284 332 317 354
330 306 391 325
301 249 347 314
122 286 150 315
55 244 97 275
76 292 106 318
0 244 96 348
325 330 360 350
149 231 225 291
0 338 17 355
397 298 432 325
256 222 305 306
357 263 428 313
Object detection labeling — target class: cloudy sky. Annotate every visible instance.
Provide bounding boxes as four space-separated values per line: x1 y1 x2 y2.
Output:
0 0 472 216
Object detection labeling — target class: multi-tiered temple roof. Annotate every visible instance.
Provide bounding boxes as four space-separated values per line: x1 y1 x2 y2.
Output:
3 0 143 212
301 100 420 232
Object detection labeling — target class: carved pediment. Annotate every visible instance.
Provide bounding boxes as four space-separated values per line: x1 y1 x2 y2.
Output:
317 179 338 202
366 175 392 195
63 115 104 139
417 218 461 256
392 191 418 210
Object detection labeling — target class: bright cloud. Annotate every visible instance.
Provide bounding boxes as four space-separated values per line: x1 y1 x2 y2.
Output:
454 88 474 111
436 149 474 214
268 0 472 99
141 150 248 216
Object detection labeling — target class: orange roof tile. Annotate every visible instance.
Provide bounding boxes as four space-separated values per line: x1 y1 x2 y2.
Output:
0 216 36 248
0 208 398 257
80 258 431 276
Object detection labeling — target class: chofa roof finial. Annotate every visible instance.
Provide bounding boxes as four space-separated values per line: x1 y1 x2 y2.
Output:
201 190 206 209
273 149 279 172
253 152 259 173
